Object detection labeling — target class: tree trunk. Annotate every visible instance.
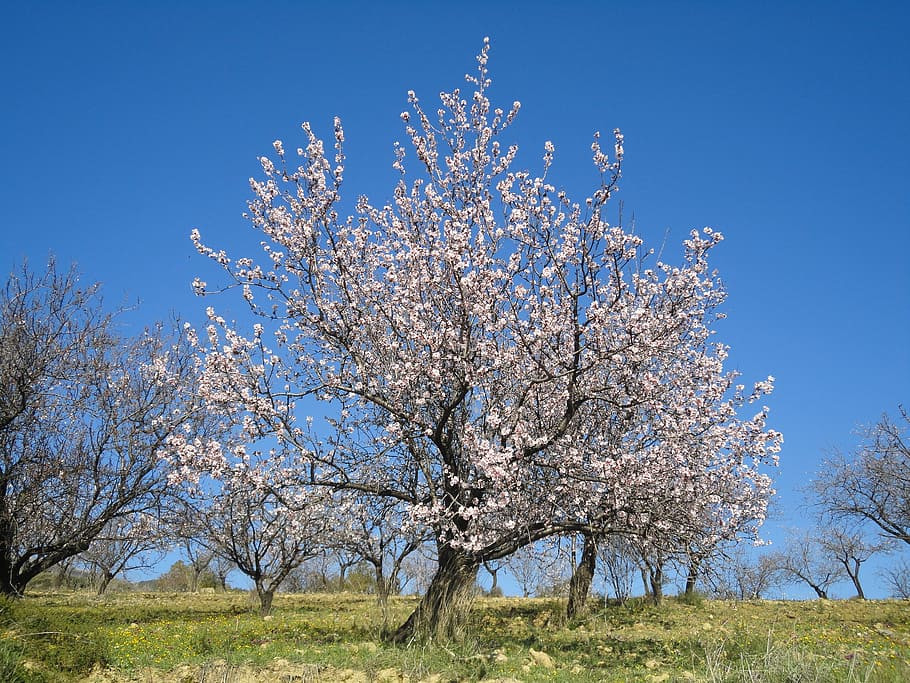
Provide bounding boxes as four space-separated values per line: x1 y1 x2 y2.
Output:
684 559 700 597
566 533 597 619
52 563 69 590
387 545 478 643
96 571 114 595
848 560 865 599
256 583 275 616
374 562 390 605
649 565 663 605
809 582 828 599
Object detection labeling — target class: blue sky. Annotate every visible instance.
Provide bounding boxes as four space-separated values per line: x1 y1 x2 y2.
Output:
2 1 908 597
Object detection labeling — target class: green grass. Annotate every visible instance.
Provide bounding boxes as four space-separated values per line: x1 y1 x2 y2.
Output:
1 591 909 681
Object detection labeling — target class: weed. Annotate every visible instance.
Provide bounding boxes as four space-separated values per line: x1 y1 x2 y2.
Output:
2 591 908 682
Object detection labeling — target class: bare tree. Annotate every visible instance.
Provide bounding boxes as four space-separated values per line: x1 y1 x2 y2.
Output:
881 557 910 599
336 497 425 603
81 514 165 594
774 531 844 599
185 481 330 615
0 260 205 596
813 408 910 546
209 555 235 592
818 527 892 599
399 547 437 597
598 534 638 604
704 547 784 600
482 558 506 596
180 538 215 593
165 504 218 593
506 541 563 598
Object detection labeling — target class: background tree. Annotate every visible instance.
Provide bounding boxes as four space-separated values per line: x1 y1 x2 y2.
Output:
169 455 333 615
818 526 892 600
812 408 910 546
597 534 638 604
774 530 844 599
704 548 783 600
881 558 910 599
336 496 425 603
209 555 235 592
166 504 218 593
481 558 506 597
181 40 781 641
505 542 556 598
80 513 165 595
0 260 205 596
154 560 216 592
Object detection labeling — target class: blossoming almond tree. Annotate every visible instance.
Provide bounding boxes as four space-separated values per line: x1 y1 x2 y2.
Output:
179 40 781 640
165 450 334 615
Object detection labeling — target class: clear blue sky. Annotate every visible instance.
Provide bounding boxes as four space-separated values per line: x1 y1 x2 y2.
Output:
2 1 908 597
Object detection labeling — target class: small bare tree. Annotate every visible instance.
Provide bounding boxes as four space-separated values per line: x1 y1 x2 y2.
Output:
704 547 783 600
881 557 910 599
184 478 331 615
81 514 165 594
818 527 892 599
335 496 426 603
209 555 235 592
774 530 844 599
597 534 638 604
506 541 563 598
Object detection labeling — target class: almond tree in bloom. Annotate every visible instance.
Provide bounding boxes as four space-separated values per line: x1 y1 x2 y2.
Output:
172 464 332 615
180 40 781 640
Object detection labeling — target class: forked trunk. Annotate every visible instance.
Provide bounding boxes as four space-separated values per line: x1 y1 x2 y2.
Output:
846 560 865 599
388 546 478 643
566 533 597 619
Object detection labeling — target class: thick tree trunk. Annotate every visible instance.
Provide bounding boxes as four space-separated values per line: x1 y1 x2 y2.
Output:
256 583 275 616
566 533 597 619
96 571 114 595
387 546 478 643
374 562 390 605
649 566 663 605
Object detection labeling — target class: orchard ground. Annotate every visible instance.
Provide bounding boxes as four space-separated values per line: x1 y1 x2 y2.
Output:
2 591 910 682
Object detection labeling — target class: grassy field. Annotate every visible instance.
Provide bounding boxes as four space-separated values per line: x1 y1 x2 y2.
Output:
1 590 909 682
